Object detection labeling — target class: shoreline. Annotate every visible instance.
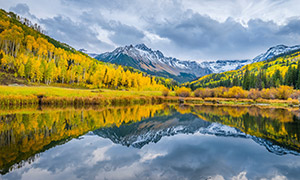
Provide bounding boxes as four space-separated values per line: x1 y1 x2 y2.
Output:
0 85 299 108
0 95 299 109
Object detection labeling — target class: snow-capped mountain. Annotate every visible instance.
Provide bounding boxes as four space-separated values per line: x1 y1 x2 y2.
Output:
95 44 253 82
93 113 300 155
200 59 252 73
95 44 212 82
95 44 300 82
253 44 300 62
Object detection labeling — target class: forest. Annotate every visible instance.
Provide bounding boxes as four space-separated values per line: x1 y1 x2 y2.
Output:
0 9 175 91
187 50 300 90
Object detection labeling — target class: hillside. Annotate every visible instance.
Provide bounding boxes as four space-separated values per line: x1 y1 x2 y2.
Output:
187 48 300 90
0 9 170 90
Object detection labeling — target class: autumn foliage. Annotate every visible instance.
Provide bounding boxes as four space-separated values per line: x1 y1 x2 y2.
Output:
0 10 167 91
188 86 297 100
176 87 191 97
162 88 169 97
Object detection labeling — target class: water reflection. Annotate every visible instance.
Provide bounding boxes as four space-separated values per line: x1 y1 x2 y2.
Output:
0 105 167 174
1 104 300 179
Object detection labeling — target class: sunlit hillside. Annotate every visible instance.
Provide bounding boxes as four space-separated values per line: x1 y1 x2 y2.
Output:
0 9 174 90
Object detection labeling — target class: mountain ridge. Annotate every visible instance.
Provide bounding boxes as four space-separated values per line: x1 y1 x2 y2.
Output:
96 44 211 82
95 44 252 83
95 43 300 83
253 44 300 63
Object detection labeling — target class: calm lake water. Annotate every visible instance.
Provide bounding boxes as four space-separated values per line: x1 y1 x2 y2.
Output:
1 104 300 180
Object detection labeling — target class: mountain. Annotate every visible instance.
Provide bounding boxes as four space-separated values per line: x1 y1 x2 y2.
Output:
95 44 252 83
253 44 300 63
93 112 300 155
95 44 211 82
87 53 99 58
200 59 252 73
96 44 300 84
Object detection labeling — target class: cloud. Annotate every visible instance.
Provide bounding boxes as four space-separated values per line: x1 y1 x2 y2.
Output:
107 21 145 45
39 15 114 53
146 12 300 60
78 11 145 46
9 3 30 15
9 3 38 21
4 0 300 60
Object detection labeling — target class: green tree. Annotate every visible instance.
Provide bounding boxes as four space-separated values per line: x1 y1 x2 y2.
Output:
242 68 250 90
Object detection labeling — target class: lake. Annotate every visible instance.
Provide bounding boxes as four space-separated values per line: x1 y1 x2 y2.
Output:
1 104 300 180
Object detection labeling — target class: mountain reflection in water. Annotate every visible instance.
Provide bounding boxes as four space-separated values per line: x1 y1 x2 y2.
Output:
1 104 300 179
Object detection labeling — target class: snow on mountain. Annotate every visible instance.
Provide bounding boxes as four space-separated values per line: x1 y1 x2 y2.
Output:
87 53 99 58
200 44 300 73
253 44 300 62
95 44 300 82
200 59 252 73
95 44 251 82
97 44 209 76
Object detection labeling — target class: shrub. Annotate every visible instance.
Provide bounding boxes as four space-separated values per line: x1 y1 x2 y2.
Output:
290 90 300 99
194 89 201 97
176 87 191 97
260 88 275 99
276 86 293 100
226 86 247 98
194 88 212 98
248 89 261 100
213 87 227 97
162 88 169 97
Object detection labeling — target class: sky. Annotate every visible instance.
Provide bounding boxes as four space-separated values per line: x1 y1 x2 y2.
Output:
1 0 300 61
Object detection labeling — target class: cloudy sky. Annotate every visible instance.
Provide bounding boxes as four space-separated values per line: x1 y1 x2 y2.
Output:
1 0 300 61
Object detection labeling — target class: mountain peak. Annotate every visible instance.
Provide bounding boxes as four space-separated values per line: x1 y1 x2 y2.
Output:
95 44 255 82
253 44 300 63
134 43 151 51
270 44 288 49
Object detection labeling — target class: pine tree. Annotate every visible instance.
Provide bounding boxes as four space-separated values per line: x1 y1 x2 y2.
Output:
242 68 250 90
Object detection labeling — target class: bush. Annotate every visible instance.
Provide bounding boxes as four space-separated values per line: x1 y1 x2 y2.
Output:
194 88 212 98
290 90 300 99
261 88 277 99
226 86 247 98
162 88 169 97
212 87 227 97
194 89 201 97
248 89 261 100
276 86 293 100
176 87 191 97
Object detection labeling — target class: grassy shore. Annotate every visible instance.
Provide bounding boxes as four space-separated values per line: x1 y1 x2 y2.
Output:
0 85 164 97
0 85 299 107
0 85 178 106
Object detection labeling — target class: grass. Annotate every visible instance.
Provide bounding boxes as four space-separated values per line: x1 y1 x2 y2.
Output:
0 85 299 108
0 86 163 98
0 86 178 106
